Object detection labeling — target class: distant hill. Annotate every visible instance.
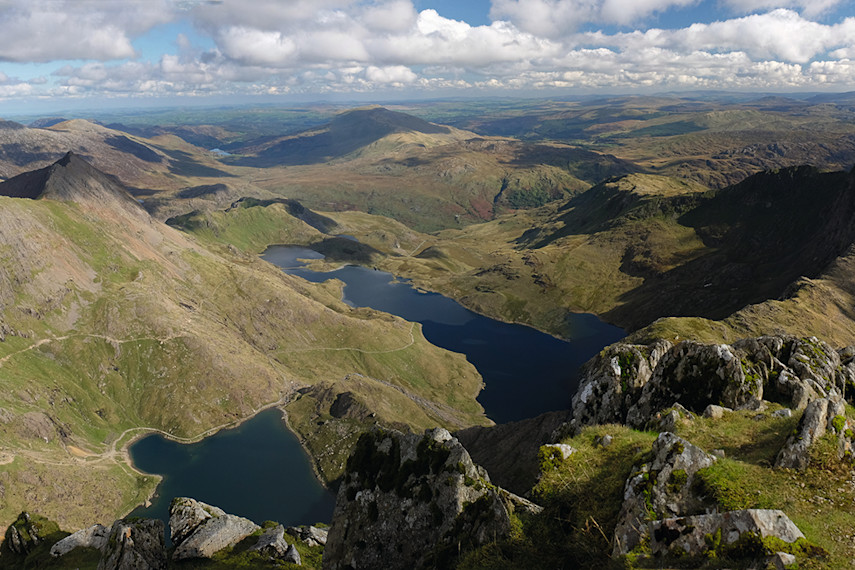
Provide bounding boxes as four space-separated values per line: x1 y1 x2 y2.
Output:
228 107 453 167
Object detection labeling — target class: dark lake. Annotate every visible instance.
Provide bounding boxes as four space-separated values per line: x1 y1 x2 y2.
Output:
127 243 624 529
262 245 625 424
128 408 335 532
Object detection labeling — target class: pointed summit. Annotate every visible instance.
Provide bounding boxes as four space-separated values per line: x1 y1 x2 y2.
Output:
0 151 148 218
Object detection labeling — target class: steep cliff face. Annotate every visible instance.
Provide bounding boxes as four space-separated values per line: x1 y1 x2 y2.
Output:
323 427 538 570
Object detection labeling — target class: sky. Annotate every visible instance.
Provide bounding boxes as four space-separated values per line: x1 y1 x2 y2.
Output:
0 0 854 112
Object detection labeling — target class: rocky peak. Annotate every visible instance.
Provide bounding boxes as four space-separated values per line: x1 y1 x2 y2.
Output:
0 151 148 220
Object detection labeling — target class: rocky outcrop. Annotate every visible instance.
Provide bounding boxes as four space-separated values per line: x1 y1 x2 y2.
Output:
323 426 535 570
613 432 717 556
775 396 846 470
50 523 111 557
97 518 167 570
4 512 59 555
573 335 854 431
250 525 301 564
169 497 260 560
286 524 329 547
571 340 672 428
647 509 806 559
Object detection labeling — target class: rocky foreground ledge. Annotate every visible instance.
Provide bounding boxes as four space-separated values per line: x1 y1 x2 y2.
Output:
3 497 327 568
3 334 852 568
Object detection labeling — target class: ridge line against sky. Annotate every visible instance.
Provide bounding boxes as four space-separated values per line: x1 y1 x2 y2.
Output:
0 0 854 112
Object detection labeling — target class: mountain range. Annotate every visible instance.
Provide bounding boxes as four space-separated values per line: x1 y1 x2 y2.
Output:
2 96 855 568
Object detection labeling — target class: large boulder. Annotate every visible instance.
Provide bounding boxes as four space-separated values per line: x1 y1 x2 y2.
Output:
571 341 671 430
169 497 259 560
613 432 717 556
323 427 534 570
50 523 111 558
775 396 846 470
97 518 167 570
250 524 301 564
647 509 806 559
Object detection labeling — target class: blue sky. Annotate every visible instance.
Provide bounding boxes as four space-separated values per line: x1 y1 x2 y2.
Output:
1 0 854 112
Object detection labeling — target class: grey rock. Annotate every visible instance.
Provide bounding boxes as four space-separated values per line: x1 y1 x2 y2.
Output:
769 551 798 569
50 523 111 557
284 544 302 565
323 426 520 570
574 335 855 430
97 519 167 570
542 443 576 459
787 337 841 396
775 397 842 470
570 341 671 431
613 432 717 556
647 509 804 559
600 434 614 447
168 497 225 547
703 404 732 419
169 498 259 560
286 525 328 547
627 342 761 428
772 408 793 418
250 525 294 561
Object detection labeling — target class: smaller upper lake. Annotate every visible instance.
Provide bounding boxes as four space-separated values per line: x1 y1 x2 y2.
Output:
263 245 625 424
128 408 335 534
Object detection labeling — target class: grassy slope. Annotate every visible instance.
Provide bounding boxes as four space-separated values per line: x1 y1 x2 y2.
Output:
0 192 488 532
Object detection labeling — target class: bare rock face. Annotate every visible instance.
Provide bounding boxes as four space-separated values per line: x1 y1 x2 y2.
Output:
169 497 259 560
97 519 167 570
323 427 527 570
648 509 805 558
613 432 717 556
775 396 846 470
50 523 112 558
574 335 851 431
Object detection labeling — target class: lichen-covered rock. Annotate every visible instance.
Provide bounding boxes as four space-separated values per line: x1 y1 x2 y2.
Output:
573 335 854 430
613 432 717 556
4 512 59 555
627 342 761 427
542 443 576 460
169 497 259 560
323 427 525 570
250 525 298 563
97 518 166 570
703 404 732 419
775 397 845 470
647 509 805 559
286 525 328 547
50 523 111 558
571 341 671 430
168 497 226 547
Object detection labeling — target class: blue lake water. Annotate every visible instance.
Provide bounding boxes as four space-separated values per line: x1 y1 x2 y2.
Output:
128 243 624 529
262 245 625 424
128 408 335 532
